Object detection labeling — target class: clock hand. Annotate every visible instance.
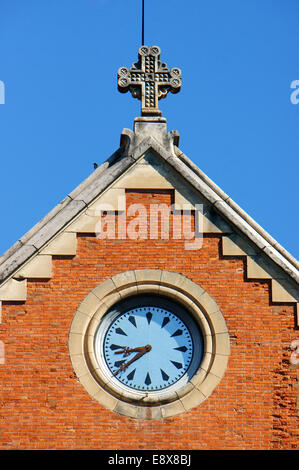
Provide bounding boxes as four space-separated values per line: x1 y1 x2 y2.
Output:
114 346 131 357
115 345 150 357
114 344 152 376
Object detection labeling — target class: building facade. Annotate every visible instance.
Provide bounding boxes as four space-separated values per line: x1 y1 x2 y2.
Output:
0 46 298 450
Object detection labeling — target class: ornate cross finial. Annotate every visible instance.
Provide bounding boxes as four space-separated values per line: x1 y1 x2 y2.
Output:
117 46 181 116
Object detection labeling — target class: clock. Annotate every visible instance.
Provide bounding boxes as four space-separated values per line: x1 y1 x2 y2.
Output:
94 295 203 397
69 270 230 418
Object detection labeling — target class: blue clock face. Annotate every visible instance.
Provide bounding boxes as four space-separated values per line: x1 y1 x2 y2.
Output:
96 297 203 393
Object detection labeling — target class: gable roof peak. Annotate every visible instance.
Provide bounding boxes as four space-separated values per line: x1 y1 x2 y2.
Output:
120 116 180 162
0 118 298 302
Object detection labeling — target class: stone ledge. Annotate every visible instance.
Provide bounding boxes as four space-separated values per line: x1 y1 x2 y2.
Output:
271 279 297 303
247 256 272 280
0 244 37 284
0 278 27 301
14 255 52 279
41 232 77 256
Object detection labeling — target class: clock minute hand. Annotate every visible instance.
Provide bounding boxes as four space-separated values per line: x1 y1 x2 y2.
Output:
115 345 148 357
114 344 151 376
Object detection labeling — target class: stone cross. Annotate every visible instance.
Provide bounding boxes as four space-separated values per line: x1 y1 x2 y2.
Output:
117 46 181 116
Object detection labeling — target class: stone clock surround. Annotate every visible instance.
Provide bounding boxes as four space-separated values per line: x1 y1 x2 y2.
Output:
68 269 230 420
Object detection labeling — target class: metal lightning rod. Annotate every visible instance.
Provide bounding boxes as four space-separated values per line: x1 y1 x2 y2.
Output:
142 0 145 45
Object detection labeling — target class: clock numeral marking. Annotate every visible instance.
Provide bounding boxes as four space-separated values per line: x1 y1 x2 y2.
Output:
161 317 170 328
171 329 183 337
160 369 169 381
128 316 137 328
114 360 125 368
146 312 153 325
174 346 188 352
110 344 123 351
145 373 151 385
171 360 183 369
115 327 127 336
127 369 136 381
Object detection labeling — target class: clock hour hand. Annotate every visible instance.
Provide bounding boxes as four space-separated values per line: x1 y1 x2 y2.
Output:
114 344 152 376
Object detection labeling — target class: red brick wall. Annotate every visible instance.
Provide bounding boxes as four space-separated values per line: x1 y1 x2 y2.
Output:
0 190 297 449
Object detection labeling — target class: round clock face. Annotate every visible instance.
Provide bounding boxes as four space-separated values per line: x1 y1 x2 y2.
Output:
94 296 203 395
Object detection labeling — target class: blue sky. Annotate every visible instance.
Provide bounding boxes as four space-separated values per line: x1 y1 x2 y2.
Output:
0 0 298 259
